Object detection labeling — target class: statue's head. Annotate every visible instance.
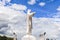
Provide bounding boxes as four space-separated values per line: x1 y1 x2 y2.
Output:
27 9 35 16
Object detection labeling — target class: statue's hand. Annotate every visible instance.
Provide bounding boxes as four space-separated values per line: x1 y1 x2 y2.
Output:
27 9 35 16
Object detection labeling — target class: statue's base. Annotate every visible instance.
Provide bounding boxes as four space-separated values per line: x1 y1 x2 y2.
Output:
21 34 36 40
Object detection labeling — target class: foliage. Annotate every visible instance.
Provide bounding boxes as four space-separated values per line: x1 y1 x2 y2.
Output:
0 35 13 40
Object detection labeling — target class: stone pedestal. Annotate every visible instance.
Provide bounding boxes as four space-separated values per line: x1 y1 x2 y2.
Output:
22 34 36 40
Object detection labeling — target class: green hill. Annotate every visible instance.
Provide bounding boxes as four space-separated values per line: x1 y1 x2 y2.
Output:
0 35 13 40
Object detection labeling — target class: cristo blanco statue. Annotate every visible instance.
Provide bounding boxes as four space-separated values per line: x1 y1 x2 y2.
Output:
26 9 35 35
21 9 36 40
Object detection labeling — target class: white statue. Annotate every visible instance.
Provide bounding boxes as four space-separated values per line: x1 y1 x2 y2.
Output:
26 9 35 35
21 9 36 40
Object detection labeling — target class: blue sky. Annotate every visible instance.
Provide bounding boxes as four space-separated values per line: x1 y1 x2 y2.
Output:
9 0 60 18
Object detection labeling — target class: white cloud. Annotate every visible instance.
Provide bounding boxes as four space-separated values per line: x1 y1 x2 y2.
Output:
0 0 11 5
39 2 46 7
9 4 27 10
53 12 60 18
32 18 60 38
0 1 27 37
28 0 36 5
53 6 60 18
5 0 11 3
2 0 11 3
57 6 60 11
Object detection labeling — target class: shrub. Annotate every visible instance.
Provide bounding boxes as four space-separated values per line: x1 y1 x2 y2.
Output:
0 35 13 40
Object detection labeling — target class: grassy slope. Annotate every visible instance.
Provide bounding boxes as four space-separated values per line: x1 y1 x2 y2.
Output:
0 35 13 40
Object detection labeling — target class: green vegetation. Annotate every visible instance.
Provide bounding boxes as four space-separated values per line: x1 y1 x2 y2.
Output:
0 35 13 40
